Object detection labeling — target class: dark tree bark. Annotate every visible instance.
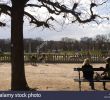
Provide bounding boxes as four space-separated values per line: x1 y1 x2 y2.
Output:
11 1 29 90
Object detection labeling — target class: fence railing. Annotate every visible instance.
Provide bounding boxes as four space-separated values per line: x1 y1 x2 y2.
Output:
0 53 109 63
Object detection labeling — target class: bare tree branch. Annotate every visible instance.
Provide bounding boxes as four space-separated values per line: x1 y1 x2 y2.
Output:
97 0 108 6
37 0 108 23
0 0 108 28
0 4 11 26
0 21 6 26
24 11 54 28
25 4 43 8
0 4 11 16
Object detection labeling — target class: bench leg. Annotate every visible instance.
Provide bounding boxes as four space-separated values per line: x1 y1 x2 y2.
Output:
79 81 81 91
78 71 81 91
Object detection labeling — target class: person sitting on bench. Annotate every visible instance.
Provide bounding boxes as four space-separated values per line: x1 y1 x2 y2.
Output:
101 57 110 90
82 58 95 90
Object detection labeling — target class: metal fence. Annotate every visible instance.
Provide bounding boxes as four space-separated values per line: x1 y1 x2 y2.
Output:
0 53 110 63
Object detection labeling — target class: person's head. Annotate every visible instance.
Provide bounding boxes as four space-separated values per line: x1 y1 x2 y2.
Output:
83 58 90 65
105 57 110 64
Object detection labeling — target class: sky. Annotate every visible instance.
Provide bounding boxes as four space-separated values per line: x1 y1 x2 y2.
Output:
0 0 110 41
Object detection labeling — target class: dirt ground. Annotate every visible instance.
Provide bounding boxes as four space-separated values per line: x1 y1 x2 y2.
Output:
0 63 109 91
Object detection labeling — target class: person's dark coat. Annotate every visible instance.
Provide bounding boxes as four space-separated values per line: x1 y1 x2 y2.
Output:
82 64 94 80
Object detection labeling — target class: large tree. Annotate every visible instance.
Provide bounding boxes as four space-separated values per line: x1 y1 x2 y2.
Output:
0 0 108 90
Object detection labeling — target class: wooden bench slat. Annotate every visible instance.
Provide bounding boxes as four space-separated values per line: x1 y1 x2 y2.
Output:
74 78 110 82
74 67 105 71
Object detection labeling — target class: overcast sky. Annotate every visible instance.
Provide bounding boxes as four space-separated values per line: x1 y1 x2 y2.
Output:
0 0 110 41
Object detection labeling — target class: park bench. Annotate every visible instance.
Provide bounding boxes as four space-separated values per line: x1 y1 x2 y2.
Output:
74 67 110 91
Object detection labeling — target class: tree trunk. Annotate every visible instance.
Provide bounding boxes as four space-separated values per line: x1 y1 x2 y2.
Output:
11 1 29 90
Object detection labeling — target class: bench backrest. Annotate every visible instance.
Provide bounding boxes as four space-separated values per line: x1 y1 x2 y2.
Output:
74 67 105 71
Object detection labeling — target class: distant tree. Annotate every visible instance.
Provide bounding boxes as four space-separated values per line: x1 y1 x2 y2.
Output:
94 34 108 50
0 0 107 90
61 37 76 43
107 33 110 42
80 37 93 50
35 37 44 42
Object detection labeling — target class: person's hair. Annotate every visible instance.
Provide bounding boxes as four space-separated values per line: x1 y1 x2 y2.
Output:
105 57 110 63
83 58 90 65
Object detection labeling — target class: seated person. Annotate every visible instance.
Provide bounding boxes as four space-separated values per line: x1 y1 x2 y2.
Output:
82 58 95 90
101 57 110 90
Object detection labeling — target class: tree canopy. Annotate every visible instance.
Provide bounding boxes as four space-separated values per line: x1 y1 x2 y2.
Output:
0 0 108 27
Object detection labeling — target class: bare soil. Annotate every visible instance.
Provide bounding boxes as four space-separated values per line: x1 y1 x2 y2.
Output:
0 63 109 91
